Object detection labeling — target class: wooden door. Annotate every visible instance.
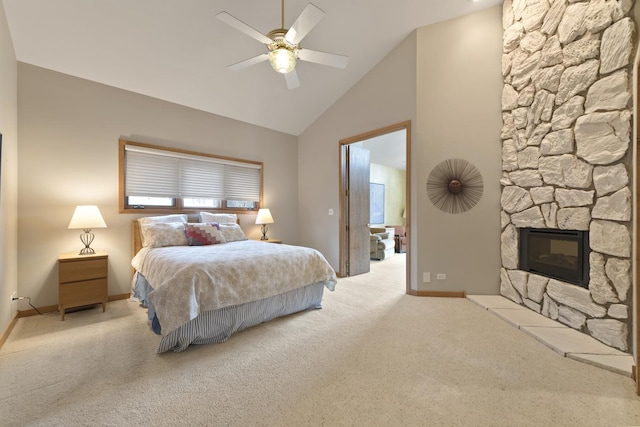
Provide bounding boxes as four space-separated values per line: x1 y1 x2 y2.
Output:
347 145 370 276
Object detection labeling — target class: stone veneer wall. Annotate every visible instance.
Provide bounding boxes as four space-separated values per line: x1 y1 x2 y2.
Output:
500 0 636 352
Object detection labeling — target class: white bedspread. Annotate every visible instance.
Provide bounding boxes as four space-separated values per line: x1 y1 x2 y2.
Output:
132 240 337 336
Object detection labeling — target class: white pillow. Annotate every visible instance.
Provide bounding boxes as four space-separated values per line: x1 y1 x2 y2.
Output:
219 223 248 242
141 222 188 248
138 214 188 225
199 212 237 224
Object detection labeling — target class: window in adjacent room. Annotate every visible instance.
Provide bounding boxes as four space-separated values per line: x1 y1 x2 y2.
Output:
119 139 263 214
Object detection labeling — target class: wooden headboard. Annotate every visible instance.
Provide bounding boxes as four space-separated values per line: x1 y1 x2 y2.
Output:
132 219 144 259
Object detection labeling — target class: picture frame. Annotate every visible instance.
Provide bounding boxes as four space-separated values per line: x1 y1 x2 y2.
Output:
370 182 384 224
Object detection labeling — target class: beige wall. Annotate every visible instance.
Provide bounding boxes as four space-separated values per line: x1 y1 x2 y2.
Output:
370 163 406 227
298 32 417 278
17 64 298 308
415 6 503 293
0 4 18 334
299 6 502 293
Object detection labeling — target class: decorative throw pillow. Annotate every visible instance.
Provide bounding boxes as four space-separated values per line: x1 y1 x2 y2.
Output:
141 223 188 248
199 212 237 224
185 223 227 246
219 223 248 242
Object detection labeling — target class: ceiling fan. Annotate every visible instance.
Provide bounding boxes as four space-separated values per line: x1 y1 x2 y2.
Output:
216 0 349 89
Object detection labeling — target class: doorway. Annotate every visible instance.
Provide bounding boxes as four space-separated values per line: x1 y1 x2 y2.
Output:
338 121 411 294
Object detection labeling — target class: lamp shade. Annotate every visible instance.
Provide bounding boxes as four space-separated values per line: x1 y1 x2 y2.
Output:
68 205 107 230
255 208 274 225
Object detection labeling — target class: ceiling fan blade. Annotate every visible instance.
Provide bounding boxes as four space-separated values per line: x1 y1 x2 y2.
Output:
284 70 300 90
298 49 349 69
227 53 269 71
216 12 273 45
284 3 325 45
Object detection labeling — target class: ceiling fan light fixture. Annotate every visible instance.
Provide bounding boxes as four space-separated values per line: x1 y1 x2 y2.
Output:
269 48 296 74
217 2 348 86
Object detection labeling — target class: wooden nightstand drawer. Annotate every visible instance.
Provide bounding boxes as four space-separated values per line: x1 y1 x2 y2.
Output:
59 278 107 308
58 251 108 320
59 258 107 283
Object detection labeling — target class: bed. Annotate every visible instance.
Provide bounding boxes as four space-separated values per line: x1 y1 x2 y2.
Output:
131 213 337 353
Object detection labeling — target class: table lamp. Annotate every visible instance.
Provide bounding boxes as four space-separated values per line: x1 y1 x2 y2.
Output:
255 208 274 240
68 205 107 255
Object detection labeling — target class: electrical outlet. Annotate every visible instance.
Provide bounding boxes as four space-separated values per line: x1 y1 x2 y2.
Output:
437 274 447 280
10 291 16 303
423 272 431 283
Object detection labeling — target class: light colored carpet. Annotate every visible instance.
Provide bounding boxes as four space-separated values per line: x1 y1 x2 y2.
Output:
1 253 640 426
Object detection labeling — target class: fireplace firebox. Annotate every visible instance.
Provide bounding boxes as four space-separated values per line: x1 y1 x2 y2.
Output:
518 228 589 288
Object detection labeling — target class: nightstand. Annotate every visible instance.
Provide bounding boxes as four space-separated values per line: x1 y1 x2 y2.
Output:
58 251 108 320
257 239 282 244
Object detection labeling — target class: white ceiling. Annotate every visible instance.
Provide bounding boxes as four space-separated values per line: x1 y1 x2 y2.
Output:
355 129 407 171
2 0 502 136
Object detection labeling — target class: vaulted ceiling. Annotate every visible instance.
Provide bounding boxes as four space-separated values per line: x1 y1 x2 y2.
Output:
2 0 502 136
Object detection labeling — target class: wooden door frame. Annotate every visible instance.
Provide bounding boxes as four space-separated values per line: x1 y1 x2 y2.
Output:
338 120 411 293
631 56 640 396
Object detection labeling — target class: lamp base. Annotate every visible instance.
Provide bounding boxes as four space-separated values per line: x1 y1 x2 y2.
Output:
78 229 96 255
260 224 269 240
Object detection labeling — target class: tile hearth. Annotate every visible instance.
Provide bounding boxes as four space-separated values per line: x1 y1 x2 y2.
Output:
468 294 633 378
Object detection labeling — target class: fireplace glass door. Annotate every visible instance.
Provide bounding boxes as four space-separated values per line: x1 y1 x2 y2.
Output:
519 228 589 288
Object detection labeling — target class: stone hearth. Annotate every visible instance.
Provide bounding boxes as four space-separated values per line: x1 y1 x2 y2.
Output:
499 0 635 352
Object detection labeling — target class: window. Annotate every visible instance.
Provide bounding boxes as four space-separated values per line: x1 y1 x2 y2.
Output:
119 140 263 214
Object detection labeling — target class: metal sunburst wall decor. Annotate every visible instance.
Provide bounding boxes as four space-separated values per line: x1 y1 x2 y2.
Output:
426 158 484 214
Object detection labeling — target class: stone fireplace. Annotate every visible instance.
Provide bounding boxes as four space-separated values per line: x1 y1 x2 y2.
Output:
499 0 634 352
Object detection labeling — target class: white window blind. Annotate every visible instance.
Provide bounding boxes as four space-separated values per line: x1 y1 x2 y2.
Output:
225 164 261 201
180 159 225 199
125 150 180 198
124 145 261 201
